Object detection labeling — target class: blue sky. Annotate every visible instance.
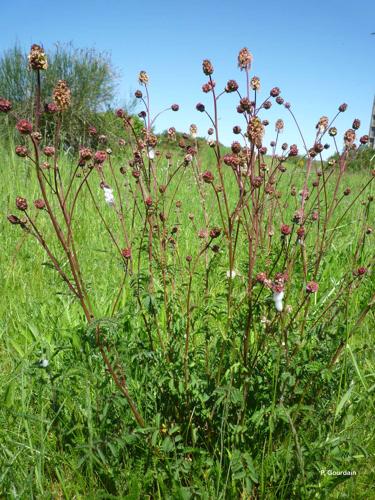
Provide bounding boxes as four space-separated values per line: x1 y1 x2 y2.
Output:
1 0 374 151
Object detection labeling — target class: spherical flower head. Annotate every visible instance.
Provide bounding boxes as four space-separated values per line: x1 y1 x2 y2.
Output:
207 127 214 135
121 247 132 259
352 119 361 130
15 145 28 157
186 255 192 263
34 199 46 209
276 96 284 105
329 127 337 137
208 227 221 239
263 101 272 110
284 102 291 109
16 120 32 135
270 87 281 97
135 89 143 98
202 59 214 76
338 103 348 112
171 103 179 111
43 146 55 157
7 214 22 225
250 76 260 91
360 135 369 144
53 80 71 111
275 119 284 132
306 281 319 294
116 108 125 118
312 179 319 188
297 226 305 238
289 144 298 157
202 81 215 93
0 97 12 113
231 141 241 154
225 79 239 93
353 266 368 276
79 147 93 162
281 142 288 151
196 102 205 112
281 224 292 236
344 187 351 196
202 170 214 183
238 47 253 70
145 196 153 207
44 102 58 114
28 44 48 70
314 142 324 153
138 70 149 85
16 196 28 211
94 150 107 164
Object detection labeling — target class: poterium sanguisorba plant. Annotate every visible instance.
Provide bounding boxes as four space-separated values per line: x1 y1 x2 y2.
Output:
3 43 374 443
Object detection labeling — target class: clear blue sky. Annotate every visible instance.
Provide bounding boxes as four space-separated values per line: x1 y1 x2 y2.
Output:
1 0 374 151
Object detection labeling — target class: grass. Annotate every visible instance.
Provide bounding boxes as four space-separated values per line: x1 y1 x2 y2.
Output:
0 134 375 499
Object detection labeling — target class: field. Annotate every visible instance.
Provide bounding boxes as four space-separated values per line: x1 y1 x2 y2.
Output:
0 49 375 499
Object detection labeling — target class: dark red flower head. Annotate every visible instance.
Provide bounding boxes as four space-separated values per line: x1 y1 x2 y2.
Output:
196 102 205 112
145 196 153 207
171 104 179 111
289 144 298 157
338 103 348 112
270 87 281 97
121 247 132 259
202 59 214 75
15 145 28 157
202 170 214 183
94 151 107 164
306 281 319 293
225 80 239 93
34 199 46 209
360 135 369 144
281 224 292 236
43 146 55 157
44 102 58 114
0 97 12 113
16 196 28 211
352 119 361 130
209 227 221 239
16 120 32 135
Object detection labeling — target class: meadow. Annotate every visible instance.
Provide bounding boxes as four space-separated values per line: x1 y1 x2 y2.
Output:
0 45 374 499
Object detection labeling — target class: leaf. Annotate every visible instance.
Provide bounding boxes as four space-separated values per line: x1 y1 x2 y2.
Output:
335 384 354 417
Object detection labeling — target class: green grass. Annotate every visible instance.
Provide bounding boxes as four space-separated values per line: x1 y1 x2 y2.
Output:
0 142 374 499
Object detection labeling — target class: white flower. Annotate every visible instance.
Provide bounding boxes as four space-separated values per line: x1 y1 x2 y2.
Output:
226 269 238 279
39 359 49 368
103 186 115 206
148 148 155 160
273 290 284 312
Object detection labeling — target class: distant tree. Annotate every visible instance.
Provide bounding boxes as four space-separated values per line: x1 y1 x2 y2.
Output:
0 43 138 150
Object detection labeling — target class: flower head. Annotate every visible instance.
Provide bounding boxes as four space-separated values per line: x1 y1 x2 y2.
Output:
0 97 12 113
306 281 319 293
16 120 32 135
28 44 48 70
238 47 253 70
53 80 71 111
